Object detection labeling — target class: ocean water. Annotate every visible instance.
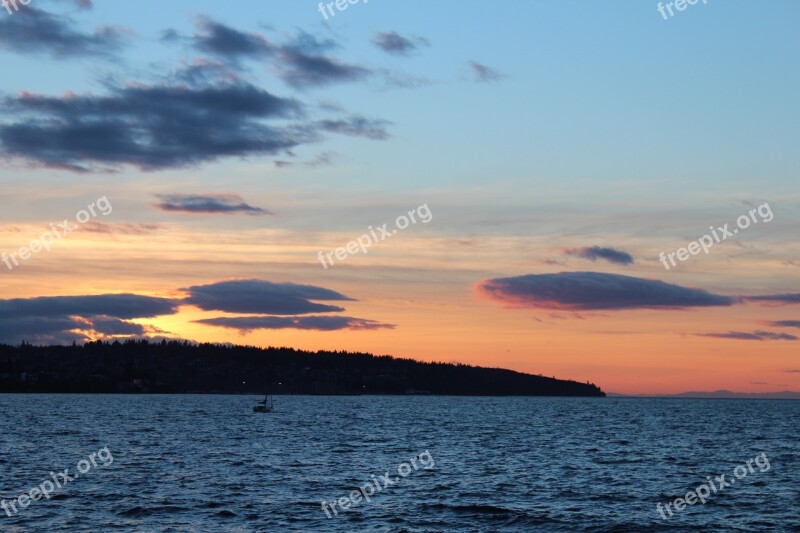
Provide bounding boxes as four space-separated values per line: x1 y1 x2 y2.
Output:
0 395 797 532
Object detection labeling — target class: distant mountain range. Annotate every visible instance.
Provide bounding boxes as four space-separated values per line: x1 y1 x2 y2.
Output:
0 340 605 397
608 390 800 399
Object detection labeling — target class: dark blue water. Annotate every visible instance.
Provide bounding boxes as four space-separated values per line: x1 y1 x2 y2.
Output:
0 395 797 532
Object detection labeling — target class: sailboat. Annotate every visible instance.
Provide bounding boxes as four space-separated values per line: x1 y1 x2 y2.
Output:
253 393 274 413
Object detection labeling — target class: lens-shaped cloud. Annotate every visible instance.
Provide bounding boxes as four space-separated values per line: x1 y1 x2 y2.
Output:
182 280 355 315
476 272 736 311
563 246 634 265
153 194 271 215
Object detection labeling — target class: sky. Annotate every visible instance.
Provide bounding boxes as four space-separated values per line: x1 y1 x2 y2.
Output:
0 0 798 395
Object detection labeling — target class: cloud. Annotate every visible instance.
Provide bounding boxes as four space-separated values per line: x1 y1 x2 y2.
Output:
468 61 505 83
563 246 634 265
317 116 391 140
187 22 372 89
0 5 126 58
306 151 336 167
0 280 390 344
0 294 179 320
276 32 372 89
169 58 243 86
0 294 179 344
153 194 271 215
182 280 354 315
193 17 273 61
786 370 800 373
0 82 308 172
196 315 394 332
476 272 736 311
372 32 428 56
0 315 160 345
746 294 800 304
697 331 798 341
0 316 88 345
86 316 151 336
0 17 393 172
764 320 800 328
78 222 165 235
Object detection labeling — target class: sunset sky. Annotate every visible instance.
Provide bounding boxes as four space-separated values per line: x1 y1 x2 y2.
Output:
0 0 798 395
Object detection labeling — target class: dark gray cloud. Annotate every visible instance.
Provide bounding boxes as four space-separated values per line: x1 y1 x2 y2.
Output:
0 294 179 320
88 316 151 336
372 32 428 56
477 272 736 311
154 194 271 215
276 32 371 89
0 5 125 58
187 22 371 89
0 294 179 344
0 316 86 345
0 315 157 345
764 320 800 328
0 16 393 172
747 294 800 304
469 61 505 83
193 17 273 61
0 82 308 172
182 280 354 315
169 58 243 86
196 315 394 332
697 331 798 341
563 246 634 265
317 116 391 140
0 280 389 344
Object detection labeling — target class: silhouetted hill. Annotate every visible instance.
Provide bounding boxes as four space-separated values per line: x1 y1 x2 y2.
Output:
0 340 605 397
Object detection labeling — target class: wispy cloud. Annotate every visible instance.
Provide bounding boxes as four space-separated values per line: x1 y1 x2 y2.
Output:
196 315 394 332
276 32 372 89
78 222 165 235
746 294 800 304
193 17 273 61
317 116 391 140
697 331 798 341
372 31 428 56
0 5 126 58
468 61 505 83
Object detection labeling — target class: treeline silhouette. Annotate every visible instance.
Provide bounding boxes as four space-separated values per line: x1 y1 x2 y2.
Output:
0 340 605 397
